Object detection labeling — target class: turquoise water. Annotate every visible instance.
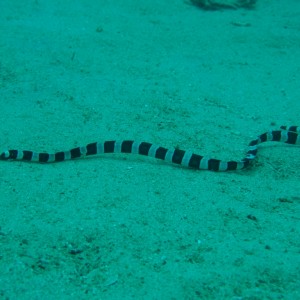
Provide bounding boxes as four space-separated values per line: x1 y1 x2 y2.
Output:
0 1 299 299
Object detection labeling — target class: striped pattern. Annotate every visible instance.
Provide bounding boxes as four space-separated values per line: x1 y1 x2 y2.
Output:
0 126 299 171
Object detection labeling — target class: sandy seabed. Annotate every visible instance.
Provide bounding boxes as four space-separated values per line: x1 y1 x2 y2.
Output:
0 0 299 299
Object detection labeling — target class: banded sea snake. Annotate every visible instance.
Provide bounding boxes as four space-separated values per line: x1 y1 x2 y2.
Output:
0 126 299 172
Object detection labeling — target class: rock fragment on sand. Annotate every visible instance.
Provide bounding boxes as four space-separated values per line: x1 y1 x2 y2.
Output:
190 0 256 10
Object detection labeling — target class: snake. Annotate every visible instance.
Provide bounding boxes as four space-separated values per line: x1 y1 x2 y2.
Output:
0 125 298 171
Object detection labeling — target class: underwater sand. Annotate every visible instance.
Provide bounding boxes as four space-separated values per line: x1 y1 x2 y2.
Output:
0 0 299 299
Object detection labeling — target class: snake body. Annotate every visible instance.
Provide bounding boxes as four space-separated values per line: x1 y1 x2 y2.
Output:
0 126 299 171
